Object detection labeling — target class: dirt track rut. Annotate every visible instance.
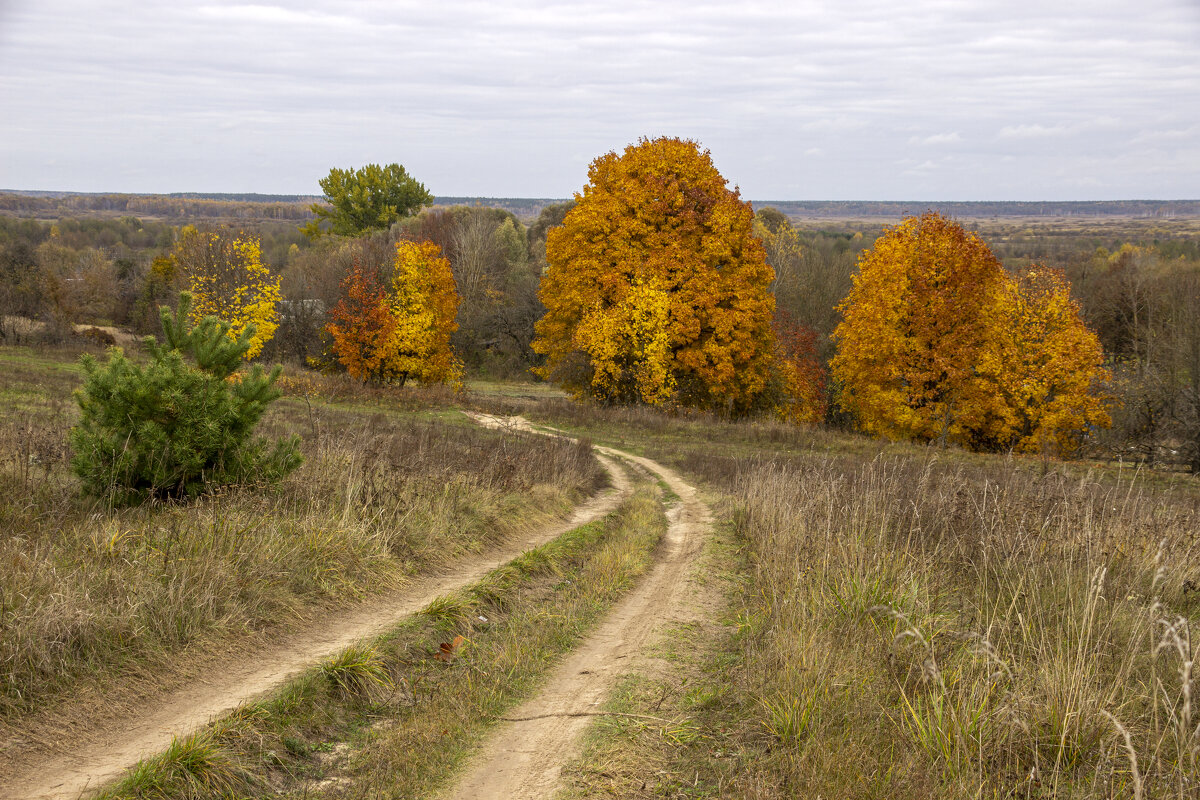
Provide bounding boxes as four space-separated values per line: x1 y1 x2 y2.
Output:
0 449 631 800
445 417 711 800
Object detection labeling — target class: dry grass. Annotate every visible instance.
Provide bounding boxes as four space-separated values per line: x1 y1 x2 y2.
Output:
520 397 1200 799
724 455 1200 798
93 486 667 799
0 347 602 724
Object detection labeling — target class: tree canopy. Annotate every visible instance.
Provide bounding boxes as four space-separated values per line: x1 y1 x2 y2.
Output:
533 136 775 416
979 266 1111 454
325 240 461 386
303 163 433 239
172 227 281 360
831 212 1110 452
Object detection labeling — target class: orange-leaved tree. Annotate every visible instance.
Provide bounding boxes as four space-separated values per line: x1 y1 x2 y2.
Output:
979 266 1111 454
831 212 1006 446
173 227 282 360
772 311 827 424
325 240 461 386
325 262 399 382
533 136 775 415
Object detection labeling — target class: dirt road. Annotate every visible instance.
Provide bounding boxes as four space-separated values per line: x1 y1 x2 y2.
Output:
0 451 631 800
446 417 712 800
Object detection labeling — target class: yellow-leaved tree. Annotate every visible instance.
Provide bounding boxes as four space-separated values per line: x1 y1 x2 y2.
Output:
387 240 462 386
325 240 462 386
173 227 281 359
533 136 776 415
980 266 1111 454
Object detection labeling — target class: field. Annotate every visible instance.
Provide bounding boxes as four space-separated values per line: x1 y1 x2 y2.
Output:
2 302 1200 797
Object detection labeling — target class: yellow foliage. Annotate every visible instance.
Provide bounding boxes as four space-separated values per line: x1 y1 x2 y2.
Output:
534 137 775 415
979 267 1111 454
573 278 677 406
174 229 281 360
386 240 463 386
323 241 462 386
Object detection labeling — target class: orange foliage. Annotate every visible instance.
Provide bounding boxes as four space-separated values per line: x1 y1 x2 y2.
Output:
533 137 775 416
832 213 1111 452
325 262 398 382
773 312 827 424
324 241 461 386
832 212 1005 445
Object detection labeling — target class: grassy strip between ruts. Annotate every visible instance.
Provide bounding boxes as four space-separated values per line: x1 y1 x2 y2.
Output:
94 483 667 799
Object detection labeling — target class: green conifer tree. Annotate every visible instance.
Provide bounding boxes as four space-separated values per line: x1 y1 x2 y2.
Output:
70 293 302 504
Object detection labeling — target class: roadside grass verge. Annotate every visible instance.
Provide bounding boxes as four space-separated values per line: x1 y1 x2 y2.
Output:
0 347 603 726
93 485 667 799
711 454 1200 798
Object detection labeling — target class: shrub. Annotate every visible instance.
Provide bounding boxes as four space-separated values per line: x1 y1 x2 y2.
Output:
69 293 302 504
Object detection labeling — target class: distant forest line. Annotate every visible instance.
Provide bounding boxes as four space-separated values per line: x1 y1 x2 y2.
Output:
2 190 1199 225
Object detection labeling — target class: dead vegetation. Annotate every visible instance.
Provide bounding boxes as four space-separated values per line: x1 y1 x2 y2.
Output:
549 404 1200 799
0 348 602 726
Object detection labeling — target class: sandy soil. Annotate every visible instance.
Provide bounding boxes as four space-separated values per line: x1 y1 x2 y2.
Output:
0 450 631 800
443 417 712 800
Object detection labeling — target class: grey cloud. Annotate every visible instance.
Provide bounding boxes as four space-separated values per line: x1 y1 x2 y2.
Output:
0 0 1198 198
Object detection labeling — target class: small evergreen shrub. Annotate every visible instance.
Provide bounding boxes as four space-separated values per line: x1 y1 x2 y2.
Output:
70 293 302 504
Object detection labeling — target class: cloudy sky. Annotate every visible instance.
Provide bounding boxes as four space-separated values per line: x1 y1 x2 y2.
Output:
1 0 1198 200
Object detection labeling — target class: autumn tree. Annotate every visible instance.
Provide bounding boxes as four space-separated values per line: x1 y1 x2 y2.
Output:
303 163 432 239
831 212 1007 446
325 262 398 382
533 137 775 415
833 213 1112 453
324 240 461 386
389 240 462 385
172 227 282 360
979 267 1111 454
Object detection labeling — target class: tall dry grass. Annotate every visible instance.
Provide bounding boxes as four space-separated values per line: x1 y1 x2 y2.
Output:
731 454 1199 798
0 394 601 723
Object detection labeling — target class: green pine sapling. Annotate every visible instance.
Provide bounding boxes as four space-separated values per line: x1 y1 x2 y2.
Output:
70 293 302 504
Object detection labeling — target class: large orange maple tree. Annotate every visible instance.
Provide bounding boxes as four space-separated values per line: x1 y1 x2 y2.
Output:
533 137 776 415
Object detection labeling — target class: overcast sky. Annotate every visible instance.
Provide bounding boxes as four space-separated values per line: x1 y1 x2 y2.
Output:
1 0 1198 200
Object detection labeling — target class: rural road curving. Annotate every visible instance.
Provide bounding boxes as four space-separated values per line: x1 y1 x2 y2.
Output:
447 415 712 800
0 444 632 800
